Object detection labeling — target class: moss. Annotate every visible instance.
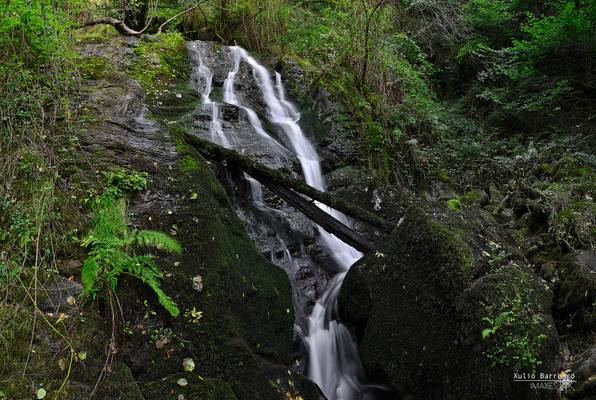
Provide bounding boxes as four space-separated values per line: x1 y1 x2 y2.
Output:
339 207 558 398
338 207 474 397
78 55 113 80
551 199 596 248
128 33 188 91
554 252 596 330
178 155 199 172
455 264 559 396
471 266 556 366
0 305 31 399
461 189 483 204
109 142 293 399
552 154 594 182
143 376 237 399
447 198 463 211
74 25 119 44
436 169 450 182
0 303 144 399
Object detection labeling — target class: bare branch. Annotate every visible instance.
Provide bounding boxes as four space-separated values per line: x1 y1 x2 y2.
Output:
157 1 206 34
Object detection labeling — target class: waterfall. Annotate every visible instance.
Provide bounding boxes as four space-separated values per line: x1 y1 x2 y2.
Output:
187 41 377 400
188 41 231 148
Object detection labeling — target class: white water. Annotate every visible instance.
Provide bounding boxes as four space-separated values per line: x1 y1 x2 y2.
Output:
188 41 373 400
223 47 290 156
188 41 231 148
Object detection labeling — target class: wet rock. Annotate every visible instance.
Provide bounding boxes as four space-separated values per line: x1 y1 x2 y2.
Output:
59 258 83 276
143 376 237 400
66 35 300 400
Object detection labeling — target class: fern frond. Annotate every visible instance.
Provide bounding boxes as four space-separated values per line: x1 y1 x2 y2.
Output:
92 196 128 239
81 258 99 296
132 229 182 255
147 282 180 317
127 256 179 317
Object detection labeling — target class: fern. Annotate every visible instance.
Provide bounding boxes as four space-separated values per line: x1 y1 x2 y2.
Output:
81 192 182 316
126 229 183 254
81 258 99 295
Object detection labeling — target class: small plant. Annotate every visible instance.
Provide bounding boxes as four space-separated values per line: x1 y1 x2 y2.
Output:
447 198 463 211
104 169 149 196
149 327 174 344
481 293 547 371
487 241 508 271
184 307 203 324
81 193 182 316
143 299 157 320
178 155 199 173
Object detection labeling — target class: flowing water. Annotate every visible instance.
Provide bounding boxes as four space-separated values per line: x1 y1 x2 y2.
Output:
187 41 380 400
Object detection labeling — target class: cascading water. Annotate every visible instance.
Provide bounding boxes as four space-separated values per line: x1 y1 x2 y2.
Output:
187 41 380 400
188 41 231 148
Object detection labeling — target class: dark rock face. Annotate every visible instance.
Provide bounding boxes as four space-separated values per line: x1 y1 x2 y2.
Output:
566 345 596 399
553 251 596 331
338 207 560 400
55 33 300 400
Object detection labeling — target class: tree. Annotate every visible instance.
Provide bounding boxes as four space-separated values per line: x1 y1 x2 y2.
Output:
359 0 389 90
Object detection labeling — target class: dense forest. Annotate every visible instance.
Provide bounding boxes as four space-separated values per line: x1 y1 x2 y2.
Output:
1 0 594 399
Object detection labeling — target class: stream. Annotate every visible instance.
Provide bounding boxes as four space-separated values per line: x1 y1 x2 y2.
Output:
185 41 382 400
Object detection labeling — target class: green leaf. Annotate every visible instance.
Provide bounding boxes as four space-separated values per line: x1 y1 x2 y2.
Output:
132 230 182 254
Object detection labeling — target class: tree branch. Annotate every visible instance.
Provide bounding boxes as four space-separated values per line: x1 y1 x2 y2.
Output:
158 2 205 33
82 1 204 36
83 17 143 36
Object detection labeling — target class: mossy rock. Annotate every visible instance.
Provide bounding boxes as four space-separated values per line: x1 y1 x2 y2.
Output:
454 264 560 399
338 207 472 396
553 251 596 331
78 55 114 80
74 25 119 44
128 33 189 91
0 303 144 399
142 375 237 400
338 207 559 399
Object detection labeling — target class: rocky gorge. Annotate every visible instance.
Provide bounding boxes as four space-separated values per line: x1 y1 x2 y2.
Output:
1 9 594 400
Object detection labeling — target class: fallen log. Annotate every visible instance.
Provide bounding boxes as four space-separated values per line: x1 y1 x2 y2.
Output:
184 133 393 252
83 17 143 36
266 181 375 252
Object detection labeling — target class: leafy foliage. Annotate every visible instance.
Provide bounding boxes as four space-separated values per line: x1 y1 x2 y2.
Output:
457 0 595 131
105 168 149 196
82 193 182 316
482 293 548 371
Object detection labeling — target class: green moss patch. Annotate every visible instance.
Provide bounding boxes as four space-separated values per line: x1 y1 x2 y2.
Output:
74 25 119 44
178 155 199 172
128 33 188 91
78 55 114 80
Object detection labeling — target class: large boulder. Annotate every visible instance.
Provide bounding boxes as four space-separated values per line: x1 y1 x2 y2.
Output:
339 207 560 399
553 251 596 331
